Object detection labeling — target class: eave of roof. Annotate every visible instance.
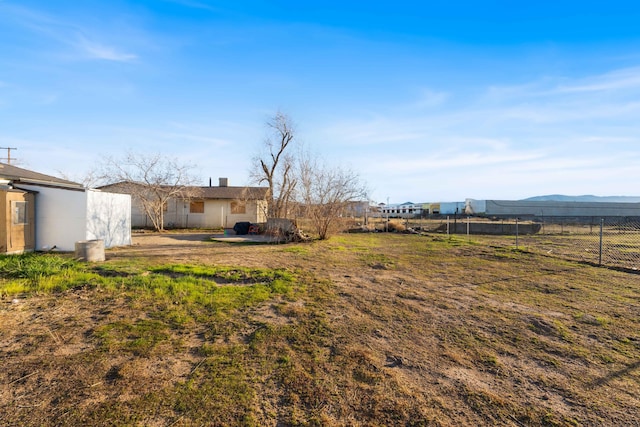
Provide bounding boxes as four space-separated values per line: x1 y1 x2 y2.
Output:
0 162 84 189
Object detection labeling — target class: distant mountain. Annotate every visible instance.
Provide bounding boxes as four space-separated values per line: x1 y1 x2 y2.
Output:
522 195 640 203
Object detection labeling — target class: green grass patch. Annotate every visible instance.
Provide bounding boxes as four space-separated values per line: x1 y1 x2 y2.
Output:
1 254 297 304
0 253 105 296
150 264 294 285
280 245 310 255
0 252 78 279
141 265 297 313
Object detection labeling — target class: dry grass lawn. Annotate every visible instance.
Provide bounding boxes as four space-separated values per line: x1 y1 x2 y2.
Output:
1 231 639 426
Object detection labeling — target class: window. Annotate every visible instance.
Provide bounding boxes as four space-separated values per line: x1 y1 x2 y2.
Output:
12 201 28 225
230 201 246 214
189 201 204 213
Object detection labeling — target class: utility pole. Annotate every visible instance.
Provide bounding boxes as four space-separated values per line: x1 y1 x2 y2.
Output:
0 147 17 164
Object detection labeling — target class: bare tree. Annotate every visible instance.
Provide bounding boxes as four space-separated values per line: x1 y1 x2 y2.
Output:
298 151 367 240
251 112 368 238
250 111 297 218
57 168 102 188
98 152 200 231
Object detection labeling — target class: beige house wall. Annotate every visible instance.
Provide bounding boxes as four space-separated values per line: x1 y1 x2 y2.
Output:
189 199 266 228
131 197 267 229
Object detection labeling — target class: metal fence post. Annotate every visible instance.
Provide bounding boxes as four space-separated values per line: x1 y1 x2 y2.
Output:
447 216 450 239
467 216 470 242
599 218 604 266
515 218 519 249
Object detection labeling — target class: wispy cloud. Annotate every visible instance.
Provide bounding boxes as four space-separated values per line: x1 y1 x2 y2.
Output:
75 35 137 62
1 3 139 62
413 88 449 108
555 66 640 93
102 125 233 150
160 0 220 12
324 63 640 153
484 66 640 101
381 151 543 172
324 116 429 145
314 62 640 200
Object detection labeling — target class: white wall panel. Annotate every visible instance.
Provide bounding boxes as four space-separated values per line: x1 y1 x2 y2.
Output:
18 185 86 251
86 190 131 247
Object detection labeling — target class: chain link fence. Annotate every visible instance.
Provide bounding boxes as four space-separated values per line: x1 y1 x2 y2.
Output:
432 216 640 271
346 216 639 270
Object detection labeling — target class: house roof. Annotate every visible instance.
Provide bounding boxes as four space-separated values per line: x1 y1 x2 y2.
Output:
0 162 84 189
198 185 268 200
99 181 268 200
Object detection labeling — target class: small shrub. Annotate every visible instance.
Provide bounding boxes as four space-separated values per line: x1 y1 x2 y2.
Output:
387 220 406 232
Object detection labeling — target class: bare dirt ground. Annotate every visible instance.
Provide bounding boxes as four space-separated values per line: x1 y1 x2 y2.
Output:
2 231 639 426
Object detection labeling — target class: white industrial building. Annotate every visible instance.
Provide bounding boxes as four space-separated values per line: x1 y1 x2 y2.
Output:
379 202 424 217
379 201 466 217
465 199 640 218
378 197 640 220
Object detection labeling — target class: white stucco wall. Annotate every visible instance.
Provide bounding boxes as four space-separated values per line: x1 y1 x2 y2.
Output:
165 199 188 228
129 196 266 229
18 185 87 251
17 185 131 251
86 190 131 247
170 199 265 228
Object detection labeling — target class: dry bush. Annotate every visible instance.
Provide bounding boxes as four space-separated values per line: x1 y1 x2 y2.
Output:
387 220 406 232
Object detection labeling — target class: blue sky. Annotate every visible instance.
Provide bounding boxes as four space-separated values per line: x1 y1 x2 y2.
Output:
1 1 639 203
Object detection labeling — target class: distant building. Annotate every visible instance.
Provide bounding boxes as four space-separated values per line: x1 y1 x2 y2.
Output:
379 202 424 218
465 199 640 218
378 201 467 217
423 202 466 216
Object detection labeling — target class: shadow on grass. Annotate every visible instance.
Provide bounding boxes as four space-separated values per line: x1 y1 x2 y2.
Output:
590 360 640 387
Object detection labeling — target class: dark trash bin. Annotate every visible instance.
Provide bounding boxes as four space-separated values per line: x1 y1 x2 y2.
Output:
233 221 251 235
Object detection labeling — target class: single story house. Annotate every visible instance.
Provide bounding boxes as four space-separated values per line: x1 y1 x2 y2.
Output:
101 178 269 229
0 163 131 253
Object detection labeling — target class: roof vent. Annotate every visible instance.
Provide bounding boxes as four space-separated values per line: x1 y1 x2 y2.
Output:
219 177 228 187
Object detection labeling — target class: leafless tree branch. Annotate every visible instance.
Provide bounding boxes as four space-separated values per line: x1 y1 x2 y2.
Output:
97 151 200 231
